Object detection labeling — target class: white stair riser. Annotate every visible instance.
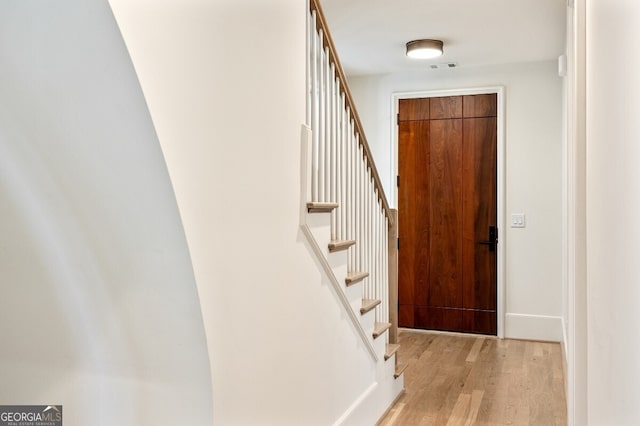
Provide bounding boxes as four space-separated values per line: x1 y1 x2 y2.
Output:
306 209 332 249
359 307 376 336
344 281 363 307
327 250 348 279
373 334 387 358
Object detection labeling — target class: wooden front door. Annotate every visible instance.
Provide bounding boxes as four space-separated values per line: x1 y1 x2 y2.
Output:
398 94 497 335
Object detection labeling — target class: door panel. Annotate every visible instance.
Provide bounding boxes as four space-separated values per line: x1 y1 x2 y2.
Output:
430 96 463 120
462 117 497 312
399 97 430 121
398 120 416 326
414 121 431 309
462 310 496 335
398 117 430 327
427 119 463 309
463 94 498 118
415 306 463 331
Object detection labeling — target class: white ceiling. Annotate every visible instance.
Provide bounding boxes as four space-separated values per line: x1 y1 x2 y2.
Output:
319 0 567 76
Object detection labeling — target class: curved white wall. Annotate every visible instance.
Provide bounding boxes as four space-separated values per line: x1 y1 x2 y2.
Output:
586 0 640 423
348 62 564 341
0 1 212 424
109 0 387 424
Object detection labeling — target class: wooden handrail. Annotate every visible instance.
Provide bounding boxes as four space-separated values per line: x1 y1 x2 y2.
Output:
309 0 393 227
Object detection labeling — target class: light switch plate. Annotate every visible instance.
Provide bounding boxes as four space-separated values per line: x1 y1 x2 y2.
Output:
511 213 526 228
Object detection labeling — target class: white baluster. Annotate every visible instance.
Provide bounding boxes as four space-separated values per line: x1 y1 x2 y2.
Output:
383 211 389 323
367 172 372 304
327 63 335 239
343 113 349 266
380 205 385 322
334 81 342 240
360 157 366 298
306 9 311 126
347 113 353 270
310 13 319 201
362 146 368 297
373 187 378 322
332 75 339 238
356 140 362 277
318 33 325 202
377 204 382 323
329 65 336 239
364 167 369 301
337 92 343 241
379 208 383 322
378 194 383 323
340 94 347 241
324 48 331 203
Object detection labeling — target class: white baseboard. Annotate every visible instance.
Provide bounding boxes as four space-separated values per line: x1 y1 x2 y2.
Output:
333 382 378 426
335 374 404 426
504 313 563 342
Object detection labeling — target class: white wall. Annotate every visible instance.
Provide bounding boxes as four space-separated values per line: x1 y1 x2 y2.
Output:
0 1 212 425
348 62 564 341
109 1 385 424
586 0 640 423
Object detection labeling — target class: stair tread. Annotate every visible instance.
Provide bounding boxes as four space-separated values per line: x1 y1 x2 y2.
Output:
307 202 339 213
329 239 356 252
360 298 381 315
373 322 392 339
345 271 369 286
394 362 409 379
385 343 400 361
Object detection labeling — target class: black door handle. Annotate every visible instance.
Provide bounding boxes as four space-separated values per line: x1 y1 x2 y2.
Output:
478 226 498 252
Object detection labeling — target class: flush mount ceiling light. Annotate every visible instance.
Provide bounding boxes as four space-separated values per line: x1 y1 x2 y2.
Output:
406 39 444 59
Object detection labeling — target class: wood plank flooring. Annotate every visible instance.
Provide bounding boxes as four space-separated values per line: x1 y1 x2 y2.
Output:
379 329 566 425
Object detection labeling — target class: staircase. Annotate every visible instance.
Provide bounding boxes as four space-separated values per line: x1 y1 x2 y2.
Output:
299 1 406 423
306 199 395 360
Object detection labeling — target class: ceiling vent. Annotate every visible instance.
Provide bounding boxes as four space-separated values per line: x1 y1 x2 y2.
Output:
429 63 458 70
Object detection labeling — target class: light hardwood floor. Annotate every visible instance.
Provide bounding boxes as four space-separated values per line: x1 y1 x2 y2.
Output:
379 329 567 425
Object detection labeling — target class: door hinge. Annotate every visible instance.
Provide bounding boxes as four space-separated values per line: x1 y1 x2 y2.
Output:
397 237 400 250
397 113 400 125
397 175 400 187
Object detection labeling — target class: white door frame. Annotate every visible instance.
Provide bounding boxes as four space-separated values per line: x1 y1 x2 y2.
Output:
391 86 506 338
